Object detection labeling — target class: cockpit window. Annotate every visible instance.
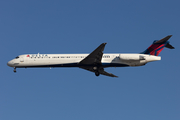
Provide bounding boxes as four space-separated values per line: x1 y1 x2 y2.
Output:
15 56 19 59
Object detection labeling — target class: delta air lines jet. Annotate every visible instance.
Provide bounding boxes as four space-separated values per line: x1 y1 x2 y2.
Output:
7 35 174 77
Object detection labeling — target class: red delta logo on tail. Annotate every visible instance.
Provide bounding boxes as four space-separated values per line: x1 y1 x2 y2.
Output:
147 43 166 56
141 35 174 56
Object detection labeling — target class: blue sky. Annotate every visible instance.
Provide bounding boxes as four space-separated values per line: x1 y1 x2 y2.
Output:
1 0 180 120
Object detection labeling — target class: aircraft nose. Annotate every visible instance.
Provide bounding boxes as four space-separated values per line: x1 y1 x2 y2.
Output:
7 60 14 67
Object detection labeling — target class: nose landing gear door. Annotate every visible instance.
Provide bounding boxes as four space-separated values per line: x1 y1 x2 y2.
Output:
20 58 24 62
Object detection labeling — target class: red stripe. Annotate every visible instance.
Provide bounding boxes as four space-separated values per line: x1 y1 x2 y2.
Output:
149 44 165 56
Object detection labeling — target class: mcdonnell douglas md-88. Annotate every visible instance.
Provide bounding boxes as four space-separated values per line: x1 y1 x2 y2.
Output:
7 35 174 77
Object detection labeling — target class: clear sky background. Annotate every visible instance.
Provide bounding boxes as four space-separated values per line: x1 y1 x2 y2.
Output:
1 0 180 120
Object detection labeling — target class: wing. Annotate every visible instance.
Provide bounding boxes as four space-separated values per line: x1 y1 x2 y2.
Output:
79 43 107 65
80 67 118 77
79 43 118 77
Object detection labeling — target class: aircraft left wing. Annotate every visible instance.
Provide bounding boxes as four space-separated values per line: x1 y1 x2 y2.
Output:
79 43 118 77
79 43 107 65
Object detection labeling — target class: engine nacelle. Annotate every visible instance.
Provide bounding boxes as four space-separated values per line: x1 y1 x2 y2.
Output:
119 54 145 61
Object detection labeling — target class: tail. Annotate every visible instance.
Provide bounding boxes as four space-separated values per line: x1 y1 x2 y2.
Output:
141 35 175 56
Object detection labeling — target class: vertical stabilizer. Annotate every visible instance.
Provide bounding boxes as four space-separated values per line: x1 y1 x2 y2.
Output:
141 35 174 56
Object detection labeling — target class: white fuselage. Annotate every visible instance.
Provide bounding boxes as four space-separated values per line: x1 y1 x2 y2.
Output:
7 53 161 68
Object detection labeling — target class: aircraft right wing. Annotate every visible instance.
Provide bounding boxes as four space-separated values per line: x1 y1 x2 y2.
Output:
99 68 118 77
80 67 118 77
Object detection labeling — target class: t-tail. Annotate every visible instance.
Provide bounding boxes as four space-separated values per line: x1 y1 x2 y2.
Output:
141 35 175 56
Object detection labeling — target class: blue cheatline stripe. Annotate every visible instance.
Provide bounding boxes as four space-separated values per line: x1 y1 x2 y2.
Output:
16 63 129 68
102 63 129 67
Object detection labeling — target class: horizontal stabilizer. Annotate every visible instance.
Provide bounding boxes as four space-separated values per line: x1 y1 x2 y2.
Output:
165 43 175 49
155 35 172 44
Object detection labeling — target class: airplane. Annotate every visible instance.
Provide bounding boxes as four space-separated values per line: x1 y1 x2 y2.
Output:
7 35 174 77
